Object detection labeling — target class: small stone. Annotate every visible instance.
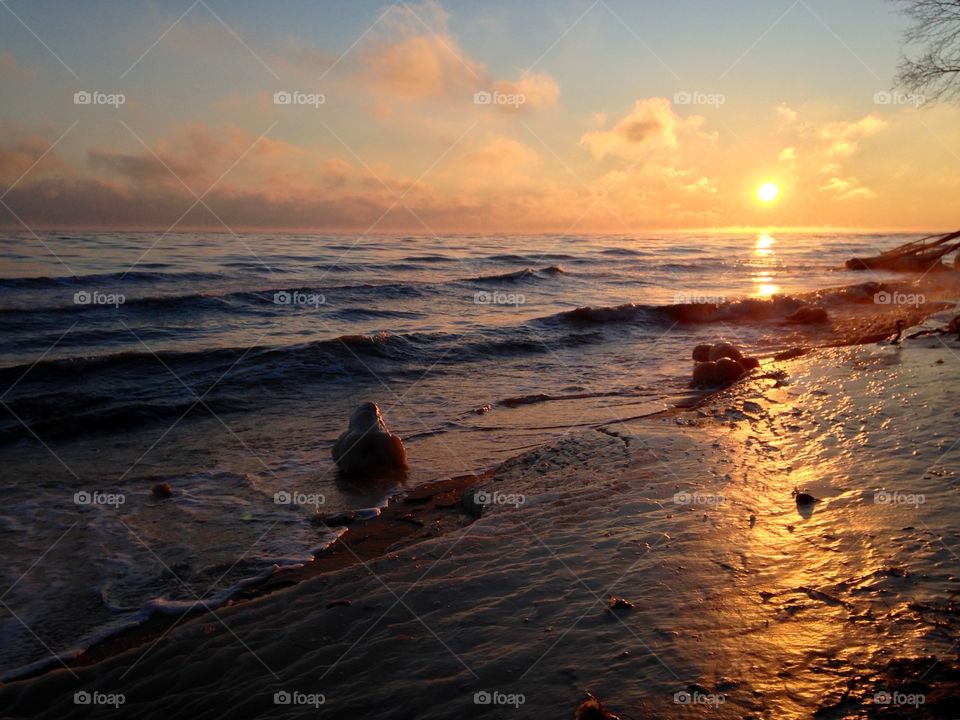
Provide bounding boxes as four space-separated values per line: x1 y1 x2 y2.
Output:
692 343 713 361
433 492 457 508
608 595 634 610
151 482 173 499
693 361 719 387
708 341 744 362
715 357 745 384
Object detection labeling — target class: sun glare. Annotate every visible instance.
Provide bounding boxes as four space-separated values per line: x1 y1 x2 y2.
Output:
757 182 779 203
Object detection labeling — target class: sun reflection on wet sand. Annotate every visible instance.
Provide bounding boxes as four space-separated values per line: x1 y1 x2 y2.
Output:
672 343 960 716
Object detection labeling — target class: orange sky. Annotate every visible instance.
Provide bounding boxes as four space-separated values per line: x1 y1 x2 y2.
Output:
1 0 959 233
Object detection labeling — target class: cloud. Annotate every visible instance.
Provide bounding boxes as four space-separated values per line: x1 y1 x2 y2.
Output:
462 136 538 168
351 0 557 112
491 72 559 110
0 126 71 187
819 115 886 158
0 52 35 81
355 0 483 102
580 98 711 160
776 104 797 130
359 33 482 101
777 105 887 160
819 176 874 200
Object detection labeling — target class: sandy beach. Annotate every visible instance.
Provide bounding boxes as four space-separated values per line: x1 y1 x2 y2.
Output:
3 308 959 718
7 2 960 716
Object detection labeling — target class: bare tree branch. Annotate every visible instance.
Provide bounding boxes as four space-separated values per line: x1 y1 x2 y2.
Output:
894 0 960 101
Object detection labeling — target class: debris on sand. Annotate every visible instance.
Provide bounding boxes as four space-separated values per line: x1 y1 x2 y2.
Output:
151 482 173 499
575 692 621 719
792 488 818 506
846 229 960 272
608 595 634 611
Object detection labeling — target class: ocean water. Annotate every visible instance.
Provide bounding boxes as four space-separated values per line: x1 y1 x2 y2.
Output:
0 230 932 677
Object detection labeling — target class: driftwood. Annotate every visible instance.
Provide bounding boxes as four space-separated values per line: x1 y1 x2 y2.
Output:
846 229 960 272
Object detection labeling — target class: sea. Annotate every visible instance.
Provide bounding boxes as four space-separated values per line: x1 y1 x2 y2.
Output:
0 230 936 678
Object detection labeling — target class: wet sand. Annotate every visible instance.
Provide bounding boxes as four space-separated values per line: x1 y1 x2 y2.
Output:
2 317 960 719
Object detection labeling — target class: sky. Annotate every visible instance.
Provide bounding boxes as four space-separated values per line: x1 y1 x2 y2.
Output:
1 0 958 232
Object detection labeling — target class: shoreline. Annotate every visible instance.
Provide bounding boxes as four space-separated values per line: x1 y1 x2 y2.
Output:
4 470 495 682
0 313 922 686
4 310 960 719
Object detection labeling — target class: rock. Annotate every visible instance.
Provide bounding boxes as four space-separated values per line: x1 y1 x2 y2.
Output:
575 693 620 720
433 492 457 508
708 341 743 362
331 402 408 476
692 343 713 361
692 361 720 387
715 357 745 384
793 488 819 505
460 487 484 518
151 482 173 499
608 595 634 610
741 356 761 371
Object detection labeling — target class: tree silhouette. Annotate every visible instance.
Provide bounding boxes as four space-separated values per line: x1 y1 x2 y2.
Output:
895 0 960 101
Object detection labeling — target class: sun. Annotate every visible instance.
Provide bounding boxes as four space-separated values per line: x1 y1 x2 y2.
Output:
757 182 779 203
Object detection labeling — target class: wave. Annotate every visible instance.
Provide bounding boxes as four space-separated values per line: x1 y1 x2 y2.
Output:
0 266 566 317
0 270 224 290
485 253 577 262
597 247 655 257
550 281 935 327
0 323 601 442
0 526 346 683
472 265 565 282
0 394 252 443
